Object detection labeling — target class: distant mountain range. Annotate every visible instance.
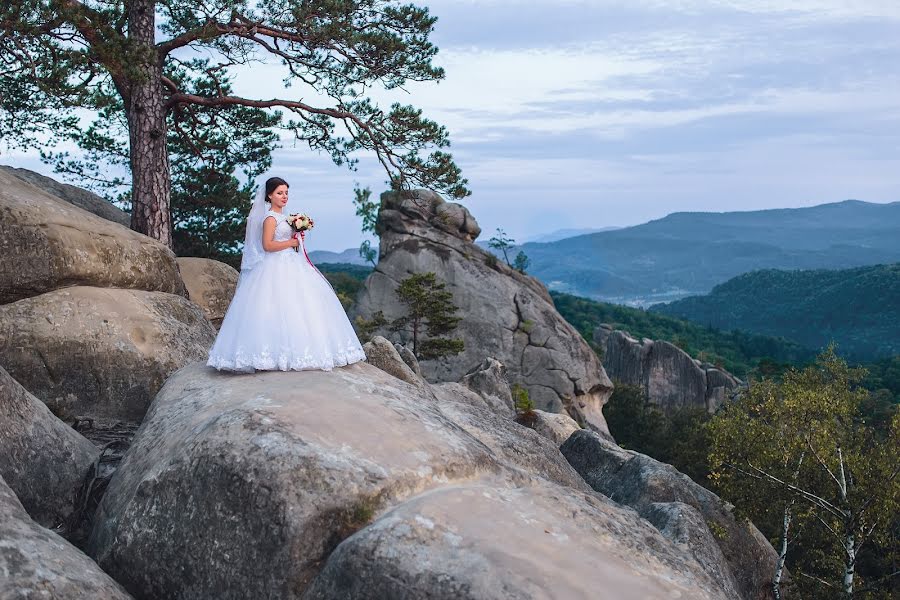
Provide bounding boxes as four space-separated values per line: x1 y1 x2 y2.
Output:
308 247 370 266
651 263 900 360
518 200 900 306
523 227 620 243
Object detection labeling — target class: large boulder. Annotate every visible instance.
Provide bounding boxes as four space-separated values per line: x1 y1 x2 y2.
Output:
523 409 582 447
0 165 130 226
89 362 731 599
304 477 725 600
176 257 239 330
0 365 98 528
0 168 185 304
0 475 132 600
594 325 742 413
363 335 423 387
0 287 216 422
561 429 779 600
354 189 614 434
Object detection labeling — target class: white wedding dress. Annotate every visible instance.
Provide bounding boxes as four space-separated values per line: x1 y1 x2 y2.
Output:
207 209 366 372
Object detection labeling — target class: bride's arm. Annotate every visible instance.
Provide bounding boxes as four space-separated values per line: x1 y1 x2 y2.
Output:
262 217 300 252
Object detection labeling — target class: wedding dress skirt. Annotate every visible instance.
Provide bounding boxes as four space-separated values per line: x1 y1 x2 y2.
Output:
207 211 366 372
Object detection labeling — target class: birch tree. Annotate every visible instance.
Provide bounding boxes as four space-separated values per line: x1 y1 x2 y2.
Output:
709 348 900 599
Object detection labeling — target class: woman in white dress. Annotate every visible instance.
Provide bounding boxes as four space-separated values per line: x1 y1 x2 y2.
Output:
207 177 367 372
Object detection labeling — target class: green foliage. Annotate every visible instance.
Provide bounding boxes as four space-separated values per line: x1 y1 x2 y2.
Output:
353 184 380 265
653 264 900 361
484 253 499 269
708 349 900 598
603 383 712 484
512 384 534 413
317 263 373 312
354 311 388 343
488 228 515 267
551 291 816 379
1 0 470 245
389 272 463 360
513 250 531 273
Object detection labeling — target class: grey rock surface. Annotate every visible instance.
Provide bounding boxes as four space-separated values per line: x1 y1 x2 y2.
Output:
0 287 216 422
303 477 727 600
0 474 132 600
0 168 185 304
524 409 582 447
561 429 779 600
459 357 515 418
0 165 130 226
354 189 614 434
0 365 98 529
594 324 742 413
393 342 423 376
176 257 239 330
364 335 424 387
89 361 730 599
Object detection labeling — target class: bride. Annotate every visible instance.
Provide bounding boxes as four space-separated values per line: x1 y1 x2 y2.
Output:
207 177 367 372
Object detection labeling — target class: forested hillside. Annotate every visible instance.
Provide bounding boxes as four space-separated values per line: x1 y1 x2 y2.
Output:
652 263 900 360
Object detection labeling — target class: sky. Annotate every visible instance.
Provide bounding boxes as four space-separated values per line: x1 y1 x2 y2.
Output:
6 0 900 251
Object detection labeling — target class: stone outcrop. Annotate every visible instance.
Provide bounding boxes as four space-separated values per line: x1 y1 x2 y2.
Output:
363 335 424 388
0 475 132 600
0 165 131 226
353 189 614 434
303 477 719 600
0 286 215 422
0 365 98 528
561 429 779 600
594 324 742 413
89 362 732 599
523 409 582 447
0 168 185 304
459 357 515 418
176 257 239 330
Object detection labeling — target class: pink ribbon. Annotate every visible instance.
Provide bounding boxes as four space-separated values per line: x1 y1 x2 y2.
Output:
295 232 334 288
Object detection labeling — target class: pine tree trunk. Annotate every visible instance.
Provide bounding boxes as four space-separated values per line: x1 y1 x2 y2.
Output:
127 0 172 248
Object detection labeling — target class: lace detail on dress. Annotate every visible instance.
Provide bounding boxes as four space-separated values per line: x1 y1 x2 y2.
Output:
208 337 366 373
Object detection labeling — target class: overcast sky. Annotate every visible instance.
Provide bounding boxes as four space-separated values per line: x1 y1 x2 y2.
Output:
7 0 900 251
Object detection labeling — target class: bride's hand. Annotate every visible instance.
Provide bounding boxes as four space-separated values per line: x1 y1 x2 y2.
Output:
289 238 300 248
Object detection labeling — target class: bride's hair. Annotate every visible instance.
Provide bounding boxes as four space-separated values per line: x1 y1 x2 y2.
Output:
264 177 289 203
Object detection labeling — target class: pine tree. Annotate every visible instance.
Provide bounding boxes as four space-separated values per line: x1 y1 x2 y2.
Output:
390 272 463 360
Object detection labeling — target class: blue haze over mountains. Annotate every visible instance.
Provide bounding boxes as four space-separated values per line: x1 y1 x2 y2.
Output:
511 200 900 306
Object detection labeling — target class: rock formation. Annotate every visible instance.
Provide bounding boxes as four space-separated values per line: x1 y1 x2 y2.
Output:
89 360 732 599
176 257 239 329
353 189 614 434
0 165 131 226
562 429 780 600
0 168 185 304
0 286 215 421
0 475 132 600
0 365 98 528
594 324 742 413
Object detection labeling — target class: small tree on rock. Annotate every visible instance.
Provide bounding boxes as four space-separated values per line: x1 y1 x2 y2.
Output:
513 250 531 273
353 184 379 266
488 228 515 267
390 272 463 360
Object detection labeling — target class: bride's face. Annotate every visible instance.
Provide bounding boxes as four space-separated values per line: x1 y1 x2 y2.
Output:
268 184 289 209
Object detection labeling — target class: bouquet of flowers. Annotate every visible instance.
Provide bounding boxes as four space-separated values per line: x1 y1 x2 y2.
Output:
286 213 315 252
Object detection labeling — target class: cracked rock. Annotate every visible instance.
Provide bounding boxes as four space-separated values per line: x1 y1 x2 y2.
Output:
353 189 614 434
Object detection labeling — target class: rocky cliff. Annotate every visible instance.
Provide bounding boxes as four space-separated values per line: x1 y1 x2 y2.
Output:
353 190 614 434
594 324 743 413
